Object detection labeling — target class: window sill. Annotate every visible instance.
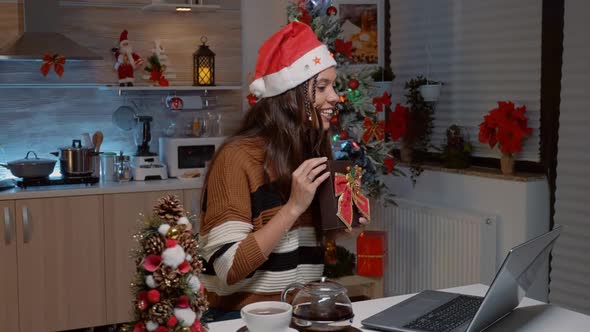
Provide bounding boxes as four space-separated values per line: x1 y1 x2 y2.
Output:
398 162 546 182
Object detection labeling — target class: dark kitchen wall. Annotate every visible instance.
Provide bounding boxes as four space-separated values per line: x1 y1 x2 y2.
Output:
0 0 242 178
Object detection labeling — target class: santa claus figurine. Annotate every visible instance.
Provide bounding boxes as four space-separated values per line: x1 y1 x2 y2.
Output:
113 30 143 86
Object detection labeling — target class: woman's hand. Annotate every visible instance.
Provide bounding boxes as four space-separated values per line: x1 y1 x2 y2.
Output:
285 157 330 217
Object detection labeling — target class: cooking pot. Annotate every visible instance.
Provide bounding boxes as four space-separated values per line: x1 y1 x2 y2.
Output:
281 277 354 330
0 151 56 179
51 139 97 177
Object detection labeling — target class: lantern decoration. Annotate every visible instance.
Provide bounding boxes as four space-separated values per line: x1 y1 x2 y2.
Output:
193 36 215 86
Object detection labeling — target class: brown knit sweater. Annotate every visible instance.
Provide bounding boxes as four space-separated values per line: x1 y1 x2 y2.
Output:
198 137 324 311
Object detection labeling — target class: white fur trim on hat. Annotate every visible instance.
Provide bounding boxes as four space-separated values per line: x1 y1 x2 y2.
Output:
249 44 336 99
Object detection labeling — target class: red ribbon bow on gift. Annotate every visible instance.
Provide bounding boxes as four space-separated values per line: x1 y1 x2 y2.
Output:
372 91 392 112
40 54 66 77
334 166 371 231
362 117 385 143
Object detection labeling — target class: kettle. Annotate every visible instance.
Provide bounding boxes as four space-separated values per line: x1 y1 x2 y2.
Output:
281 277 354 330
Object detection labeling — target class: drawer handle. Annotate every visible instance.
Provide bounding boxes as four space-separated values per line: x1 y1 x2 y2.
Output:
22 206 32 243
3 207 12 244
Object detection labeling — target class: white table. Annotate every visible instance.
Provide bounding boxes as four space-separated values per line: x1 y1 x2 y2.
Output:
208 284 590 331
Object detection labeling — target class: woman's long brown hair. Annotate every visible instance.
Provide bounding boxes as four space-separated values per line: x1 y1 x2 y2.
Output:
204 75 334 201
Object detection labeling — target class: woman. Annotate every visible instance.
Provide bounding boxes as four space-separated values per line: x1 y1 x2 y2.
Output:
199 21 340 321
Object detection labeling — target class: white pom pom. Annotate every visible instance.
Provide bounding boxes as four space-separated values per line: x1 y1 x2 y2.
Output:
174 308 196 327
187 275 201 293
186 254 192 262
146 275 157 289
158 224 171 236
177 216 190 226
249 78 265 98
162 245 185 269
146 321 159 331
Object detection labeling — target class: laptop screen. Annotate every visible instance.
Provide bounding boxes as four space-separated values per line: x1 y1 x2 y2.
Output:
466 226 562 332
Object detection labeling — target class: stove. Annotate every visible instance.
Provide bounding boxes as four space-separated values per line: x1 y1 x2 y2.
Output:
16 176 99 188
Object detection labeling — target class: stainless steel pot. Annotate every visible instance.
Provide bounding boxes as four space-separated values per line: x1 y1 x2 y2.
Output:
51 139 97 177
0 151 56 178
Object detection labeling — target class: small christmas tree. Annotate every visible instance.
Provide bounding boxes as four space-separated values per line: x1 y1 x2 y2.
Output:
123 194 208 332
283 0 404 203
143 40 174 86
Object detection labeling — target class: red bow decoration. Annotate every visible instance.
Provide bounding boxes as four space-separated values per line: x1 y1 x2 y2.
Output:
334 39 353 58
362 117 385 143
149 68 169 86
40 54 66 77
372 91 392 112
334 166 370 230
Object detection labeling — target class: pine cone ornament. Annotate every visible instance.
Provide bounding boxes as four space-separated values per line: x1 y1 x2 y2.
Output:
190 257 204 273
191 292 209 316
153 265 181 290
153 194 185 224
148 299 174 325
178 232 198 257
143 234 165 255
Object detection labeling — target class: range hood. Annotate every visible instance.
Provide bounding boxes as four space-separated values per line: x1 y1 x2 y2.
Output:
0 0 102 61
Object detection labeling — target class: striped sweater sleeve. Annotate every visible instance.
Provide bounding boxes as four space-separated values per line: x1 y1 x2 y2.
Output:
199 146 267 286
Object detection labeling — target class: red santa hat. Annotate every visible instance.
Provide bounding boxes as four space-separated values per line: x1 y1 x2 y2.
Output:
119 30 128 45
249 21 337 99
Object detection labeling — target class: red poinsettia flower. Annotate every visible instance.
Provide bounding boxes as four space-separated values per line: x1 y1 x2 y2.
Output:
246 93 258 106
383 158 396 174
387 104 408 141
334 38 353 58
496 122 527 154
478 101 532 155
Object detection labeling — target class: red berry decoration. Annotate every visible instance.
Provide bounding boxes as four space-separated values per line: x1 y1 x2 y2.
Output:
339 130 349 140
348 79 359 90
147 289 161 303
326 6 337 16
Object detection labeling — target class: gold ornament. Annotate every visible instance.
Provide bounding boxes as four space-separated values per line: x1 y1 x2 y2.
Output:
166 226 182 239
180 328 191 332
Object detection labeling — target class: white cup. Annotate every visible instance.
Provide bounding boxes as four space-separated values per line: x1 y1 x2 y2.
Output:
241 301 292 332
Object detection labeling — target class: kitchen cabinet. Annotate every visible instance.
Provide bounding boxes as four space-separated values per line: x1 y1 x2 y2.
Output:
0 200 19 332
15 195 106 332
103 190 183 324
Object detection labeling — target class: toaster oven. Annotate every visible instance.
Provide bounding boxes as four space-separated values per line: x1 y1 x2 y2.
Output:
158 136 226 178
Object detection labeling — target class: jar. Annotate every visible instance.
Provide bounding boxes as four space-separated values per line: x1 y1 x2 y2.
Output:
115 152 132 182
100 152 117 182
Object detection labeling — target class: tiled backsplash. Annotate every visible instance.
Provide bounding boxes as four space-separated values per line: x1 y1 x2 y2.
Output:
0 89 241 179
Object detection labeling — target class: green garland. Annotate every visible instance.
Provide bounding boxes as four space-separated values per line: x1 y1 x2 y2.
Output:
324 245 356 278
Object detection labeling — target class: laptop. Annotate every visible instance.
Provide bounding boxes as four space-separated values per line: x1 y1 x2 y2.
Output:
361 225 562 332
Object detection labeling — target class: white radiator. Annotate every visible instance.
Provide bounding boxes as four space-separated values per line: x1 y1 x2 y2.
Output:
371 198 497 296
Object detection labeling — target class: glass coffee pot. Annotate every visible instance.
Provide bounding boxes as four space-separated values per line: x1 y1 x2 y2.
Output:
281 277 354 330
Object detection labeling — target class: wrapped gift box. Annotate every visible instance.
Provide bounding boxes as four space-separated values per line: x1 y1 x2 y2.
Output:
318 160 365 232
356 231 387 277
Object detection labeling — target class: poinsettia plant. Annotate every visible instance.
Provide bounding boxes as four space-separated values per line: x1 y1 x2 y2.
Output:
478 101 533 156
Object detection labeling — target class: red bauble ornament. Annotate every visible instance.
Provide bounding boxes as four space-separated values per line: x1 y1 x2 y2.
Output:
339 130 349 140
134 322 147 332
330 115 339 125
147 289 161 303
348 79 360 90
326 6 337 16
167 315 178 327
155 327 168 332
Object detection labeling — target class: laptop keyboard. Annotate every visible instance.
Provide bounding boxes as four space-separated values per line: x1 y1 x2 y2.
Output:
403 295 483 332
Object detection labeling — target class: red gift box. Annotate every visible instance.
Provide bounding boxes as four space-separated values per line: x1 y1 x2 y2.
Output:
356 231 387 277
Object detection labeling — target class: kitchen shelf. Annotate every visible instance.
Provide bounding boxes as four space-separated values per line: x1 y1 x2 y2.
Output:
59 1 225 12
98 83 242 91
0 83 242 91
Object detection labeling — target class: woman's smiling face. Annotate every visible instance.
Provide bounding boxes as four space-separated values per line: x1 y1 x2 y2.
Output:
311 67 340 131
